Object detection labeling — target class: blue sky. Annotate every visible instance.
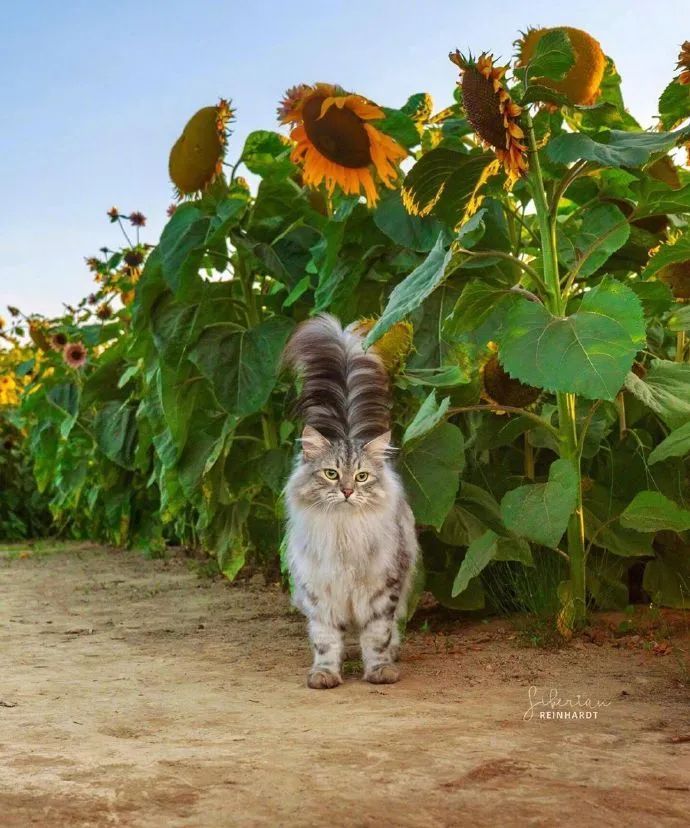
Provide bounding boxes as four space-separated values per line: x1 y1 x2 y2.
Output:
2 0 687 316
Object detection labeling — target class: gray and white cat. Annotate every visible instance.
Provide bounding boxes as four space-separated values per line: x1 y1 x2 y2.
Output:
282 314 418 689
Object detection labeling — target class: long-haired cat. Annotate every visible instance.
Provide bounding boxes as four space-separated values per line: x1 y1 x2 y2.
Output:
282 314 418 689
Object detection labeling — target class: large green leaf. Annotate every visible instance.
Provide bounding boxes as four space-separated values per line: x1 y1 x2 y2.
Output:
499 279 646 401
640 231 690 279
158 205 210 295
643 547 690 609
620 491 690 533
525 29 575 81
189 317 294 417
451 529 532 597
443 280 518 338
363 234 451 347
373 189 446 252
401 422 464 529
624 360 690 430
94 402 138 469
547 125 690 168
583 483 653 557
403 391 450 445
558 203 630 279
649 420 690 464
241 130 295 178
500 459 578 549
658 80 690 131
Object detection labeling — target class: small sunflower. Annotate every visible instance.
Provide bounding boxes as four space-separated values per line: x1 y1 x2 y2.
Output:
517 27 605 106
169 99 234 197
350 318 414 373
676 41 690 85
50 332 68 350
278 83 407 206
63 342 88 369
657 260 690 301
128 211 147 227
482 354 541 408
96 304 112 320
449 52 528 183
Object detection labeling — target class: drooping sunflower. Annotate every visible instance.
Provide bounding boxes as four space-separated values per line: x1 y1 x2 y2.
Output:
676 41 690 85
169 99 234 197
482 354 541 409
278 83 407 207
657 260 690 301
517 27 605 106
449 52 528 183
350 318 414 373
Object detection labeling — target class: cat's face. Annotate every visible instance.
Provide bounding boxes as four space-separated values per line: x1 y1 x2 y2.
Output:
293 426 391 511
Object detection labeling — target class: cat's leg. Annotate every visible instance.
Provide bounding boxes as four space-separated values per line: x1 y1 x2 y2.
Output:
307 615 345 689
360 608 399 684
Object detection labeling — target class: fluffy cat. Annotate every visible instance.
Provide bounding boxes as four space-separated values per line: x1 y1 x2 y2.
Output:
282 314 418 689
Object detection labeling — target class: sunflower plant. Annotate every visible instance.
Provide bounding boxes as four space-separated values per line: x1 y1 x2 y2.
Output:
6 30 690 633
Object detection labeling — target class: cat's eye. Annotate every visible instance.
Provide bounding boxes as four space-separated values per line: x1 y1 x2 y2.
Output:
355 471 369 482
323 468 339 480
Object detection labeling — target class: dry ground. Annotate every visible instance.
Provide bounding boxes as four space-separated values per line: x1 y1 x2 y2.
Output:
1 543 689 827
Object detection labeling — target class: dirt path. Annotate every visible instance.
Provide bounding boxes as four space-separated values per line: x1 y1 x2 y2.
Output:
1 544 688 827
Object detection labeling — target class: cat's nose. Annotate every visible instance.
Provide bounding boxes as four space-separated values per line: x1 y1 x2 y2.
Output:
341 488 353 499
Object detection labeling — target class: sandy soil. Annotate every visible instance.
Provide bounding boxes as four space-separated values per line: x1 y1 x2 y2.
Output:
1 543 689 828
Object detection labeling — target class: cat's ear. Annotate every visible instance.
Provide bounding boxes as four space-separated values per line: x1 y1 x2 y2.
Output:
363 430 391 461
300 425 331 460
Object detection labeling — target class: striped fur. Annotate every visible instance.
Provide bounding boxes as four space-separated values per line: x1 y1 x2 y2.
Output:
282 314 391 442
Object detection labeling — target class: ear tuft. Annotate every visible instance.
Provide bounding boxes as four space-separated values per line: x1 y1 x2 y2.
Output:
300 425 331 460
363 430 392 460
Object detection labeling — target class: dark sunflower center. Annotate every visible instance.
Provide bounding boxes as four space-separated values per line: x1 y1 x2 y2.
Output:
302 95 372 168
484 358 540 407
462 69 507 150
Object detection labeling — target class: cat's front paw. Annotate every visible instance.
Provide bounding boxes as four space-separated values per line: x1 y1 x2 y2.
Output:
307 669 342 690
364 663 400 684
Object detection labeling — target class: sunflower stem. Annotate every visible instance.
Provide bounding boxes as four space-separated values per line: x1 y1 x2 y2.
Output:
525 109 587 628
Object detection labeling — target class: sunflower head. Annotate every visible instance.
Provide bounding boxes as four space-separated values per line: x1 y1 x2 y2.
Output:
658 260 690 301
128 211 147 227
50 332 68 351
449 51 527 183
482 354 541 408
169 99 234 197
96 304 112 320
63 342 88 369
676 41 690 85
351 318 414 373
279 82 406 207
517 27 605 106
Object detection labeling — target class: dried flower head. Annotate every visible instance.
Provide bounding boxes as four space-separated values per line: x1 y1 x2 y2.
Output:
63 342 88 369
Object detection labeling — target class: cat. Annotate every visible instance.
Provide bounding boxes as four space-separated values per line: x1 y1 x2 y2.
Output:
282 314 418 689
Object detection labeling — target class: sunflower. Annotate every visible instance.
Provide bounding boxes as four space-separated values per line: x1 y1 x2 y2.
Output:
449 52 528 183
169 99 234 197
128 211 146 227
676 41 690 85
278 83 407 207
350 318 414 373
50 332 68 351
517 27 605 106
0 375 19 407
63 342 88 369
482 354 540 408
657 260 690 301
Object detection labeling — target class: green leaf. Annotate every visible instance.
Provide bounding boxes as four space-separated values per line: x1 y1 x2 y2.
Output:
547 124 690 168
526 29 575 81
624 359 690 430
583 483 653 557
640 231 690 280
158 205 210 295
373 188 446 252
400 149 492 226
668 304 690 332
658 80 690 131
499 279 646 401
364 234 451 347
400 365 469 388
241 130 295 177
620 491 690 533
443 279 518 338
558 203 630 279
451 529 532 597
649 421 690 464
375 108 420 149
94 402 138 469
401 423 464 528
630 281 673 318
189 317 294 417
500 458 578 548
403 391 450 444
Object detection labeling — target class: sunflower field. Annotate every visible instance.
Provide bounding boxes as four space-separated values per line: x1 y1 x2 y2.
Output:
4 27 690 632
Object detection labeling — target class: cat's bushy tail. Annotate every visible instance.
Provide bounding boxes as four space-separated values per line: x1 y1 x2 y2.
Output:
282 314 391 442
